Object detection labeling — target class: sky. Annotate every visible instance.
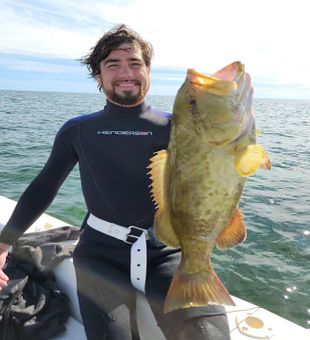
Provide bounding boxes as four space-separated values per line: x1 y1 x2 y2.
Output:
0 0 309 99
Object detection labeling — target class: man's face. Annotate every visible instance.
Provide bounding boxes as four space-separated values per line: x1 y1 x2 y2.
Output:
96 43 150 107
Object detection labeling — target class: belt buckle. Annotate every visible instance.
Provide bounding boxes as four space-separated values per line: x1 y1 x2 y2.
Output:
125 226 146 244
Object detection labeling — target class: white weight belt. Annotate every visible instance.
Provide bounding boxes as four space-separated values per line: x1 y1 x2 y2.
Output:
87 213 148 293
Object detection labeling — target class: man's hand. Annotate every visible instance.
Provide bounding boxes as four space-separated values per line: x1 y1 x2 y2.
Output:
0 242 10 289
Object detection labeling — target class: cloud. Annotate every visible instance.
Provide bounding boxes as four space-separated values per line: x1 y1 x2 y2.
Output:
0 0 309 98
0 0 106 58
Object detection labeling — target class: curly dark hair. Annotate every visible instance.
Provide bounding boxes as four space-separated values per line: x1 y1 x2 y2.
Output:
80 24 154 81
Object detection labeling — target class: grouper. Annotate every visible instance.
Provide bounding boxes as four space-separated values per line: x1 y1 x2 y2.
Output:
148 61 271 313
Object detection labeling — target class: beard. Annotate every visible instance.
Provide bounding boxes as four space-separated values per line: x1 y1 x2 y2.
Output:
110 90 144 106
104 82 147 106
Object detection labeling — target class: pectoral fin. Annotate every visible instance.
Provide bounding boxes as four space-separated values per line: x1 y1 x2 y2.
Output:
235 144 271 177
216 209 246 249
148 150 180 248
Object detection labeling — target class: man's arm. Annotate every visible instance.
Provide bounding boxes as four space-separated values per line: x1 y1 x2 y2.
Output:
0 122 79 284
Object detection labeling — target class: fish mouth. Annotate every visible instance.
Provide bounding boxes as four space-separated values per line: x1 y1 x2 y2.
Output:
187 62 244 96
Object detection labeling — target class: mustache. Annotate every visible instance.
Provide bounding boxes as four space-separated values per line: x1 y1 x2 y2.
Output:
113 80 142 86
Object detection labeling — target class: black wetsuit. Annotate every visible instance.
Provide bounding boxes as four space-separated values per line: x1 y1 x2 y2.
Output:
0 101 230 340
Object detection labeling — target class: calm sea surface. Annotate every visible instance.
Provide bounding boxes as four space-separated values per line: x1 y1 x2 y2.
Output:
0 90 309 329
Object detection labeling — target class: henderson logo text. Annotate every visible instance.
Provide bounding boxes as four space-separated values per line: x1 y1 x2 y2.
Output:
97 130 153 136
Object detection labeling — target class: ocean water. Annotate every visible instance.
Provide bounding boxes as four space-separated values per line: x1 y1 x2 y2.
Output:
0 90 309 329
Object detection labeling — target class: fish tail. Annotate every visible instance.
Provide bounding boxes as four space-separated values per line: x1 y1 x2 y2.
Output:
164 264 235 313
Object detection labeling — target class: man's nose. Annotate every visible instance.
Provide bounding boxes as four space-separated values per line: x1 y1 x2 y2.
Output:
118 64 134 77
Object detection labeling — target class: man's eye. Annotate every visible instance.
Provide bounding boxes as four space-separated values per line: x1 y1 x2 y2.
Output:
132 62 142 67
107 64 118 68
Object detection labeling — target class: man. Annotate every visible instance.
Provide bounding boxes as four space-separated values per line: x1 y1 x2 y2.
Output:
0 25 231 339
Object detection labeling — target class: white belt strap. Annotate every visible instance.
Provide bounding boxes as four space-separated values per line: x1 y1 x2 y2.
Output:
130 232 147 293
87 213 147 293
87 213 129 241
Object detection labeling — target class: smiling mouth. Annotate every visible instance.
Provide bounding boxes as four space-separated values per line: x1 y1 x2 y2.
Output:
115 80 141 89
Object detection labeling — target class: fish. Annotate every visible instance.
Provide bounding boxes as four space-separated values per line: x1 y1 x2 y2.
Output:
148 61 271 313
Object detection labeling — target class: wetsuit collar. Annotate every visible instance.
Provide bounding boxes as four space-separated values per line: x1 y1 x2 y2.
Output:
105 100 148 117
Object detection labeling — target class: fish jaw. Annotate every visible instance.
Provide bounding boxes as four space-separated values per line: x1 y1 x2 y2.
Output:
187 68 238 96
187 61 245 95
212 61 245 82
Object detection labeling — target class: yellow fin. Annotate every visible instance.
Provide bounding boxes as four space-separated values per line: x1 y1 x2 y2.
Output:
148 150 167 214
148 150 180 247
154 210 180 248
216 209 247 250
164 260 235 313
235 144 271 177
